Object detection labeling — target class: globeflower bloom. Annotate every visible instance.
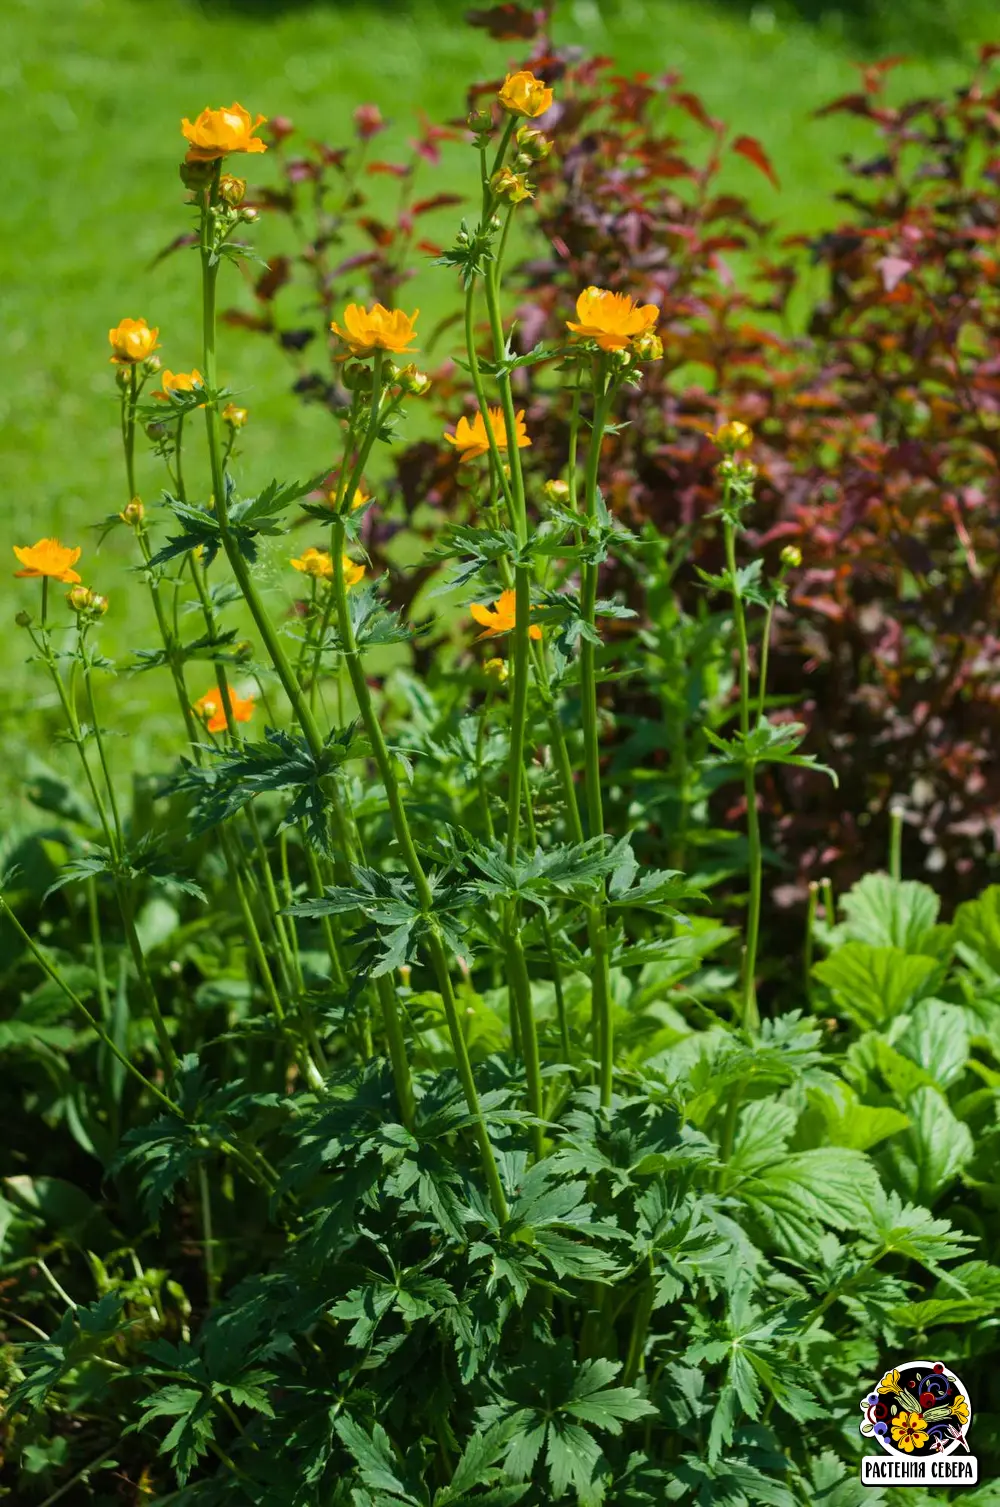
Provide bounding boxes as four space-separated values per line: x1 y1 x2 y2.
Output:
222 403 248 428
498 71 553 118
715 420 754 452
445 406 530 462
566 287 659 352
108 318 160 365
471 589 541 641
193 686 255 734
154 368 203 399
181 103 268 162
291 547 364 587
13 539 82 584
330 303 419 358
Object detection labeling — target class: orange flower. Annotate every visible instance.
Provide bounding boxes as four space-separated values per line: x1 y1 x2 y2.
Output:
445 406 530 462
14 538 82 584
193 685 255 734
181 103 268 162
290 547 364 587
498 71 553 118
155 368 203 400
566 286 660 352
471 588 541 641
108 318 160 365
330 303 419 358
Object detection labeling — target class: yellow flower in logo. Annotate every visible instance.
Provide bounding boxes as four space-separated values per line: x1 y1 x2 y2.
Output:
890 1413 928 1454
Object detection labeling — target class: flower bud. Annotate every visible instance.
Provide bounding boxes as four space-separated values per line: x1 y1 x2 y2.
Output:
238 206 260 225
143 354 162 376
15 609 31 628
219 174 247 207
543 479 570 504
633 331 664 362
342 362 373 395
489 167 533 204
234 640 254 661
467 107 494 134
179 158 214 190
90 593 110 617
714 420 753 453
395 363 431 396
484 657 509 684
610 348 633 372
222 403 248 428
780 544 803 569
66 585 94 613
515 126 552 162
120 497 145 527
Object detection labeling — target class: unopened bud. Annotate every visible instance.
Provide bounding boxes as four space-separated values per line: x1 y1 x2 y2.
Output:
180 158 214 191
395 362 431 396
780 544 803 569
67 585 94 613
342 362 373 395
515 126 552 162
146 421 168 442
218 174 246 207
222 403 248 428
467 108 494 134
120 498 145 527
714 420 753 453
489 167 533 204
143 354 162 375
238 206 260 225
543 479 570 504
90 593 110 617
610 348 633 372
483 657 508 684
15 609 31 628
633 331 664 362
234 640 254 661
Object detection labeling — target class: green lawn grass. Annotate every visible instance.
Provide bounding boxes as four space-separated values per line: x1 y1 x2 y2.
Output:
2 0 997 815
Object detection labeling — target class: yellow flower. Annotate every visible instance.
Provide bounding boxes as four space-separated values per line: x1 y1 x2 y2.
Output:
120 498 145 527
194 686 255 734
566 287 659 352
330 303 419 358
445 406 531 463
222 403 248 428
181 102 268 162
291 546 333 579
290 548 364 587
714 420 753 452
155 368 203 400
952 1394 970 1427
498 71 554 118
490 167 534 204
877 1370 902 1396
351 488 371 511
483 657 509 683
13 538 82 584
108 318 160 365
890 1413 928 1453
471 588 541 641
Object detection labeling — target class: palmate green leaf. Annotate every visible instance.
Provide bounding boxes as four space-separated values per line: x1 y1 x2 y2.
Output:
803 1082 910 1152
227 471 330 529
896 998 969 1089
954 884 1000 976
732 1145 881 1261
334 1416 414 1502
886 1086 974 1204
813 942 940 1028
6 1293 127 1414
838 872 942 952
131 1383 215 1485
702 717 837 784
861 1188 973 1274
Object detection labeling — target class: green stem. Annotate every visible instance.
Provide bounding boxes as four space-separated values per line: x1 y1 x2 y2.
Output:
330 511 501 1213
889 804 903 881
198 1161 219 1307
578 364 615 1106
723 513 761 1032
804 880 818 995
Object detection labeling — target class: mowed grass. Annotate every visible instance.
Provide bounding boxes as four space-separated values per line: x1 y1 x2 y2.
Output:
1 0 997 817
